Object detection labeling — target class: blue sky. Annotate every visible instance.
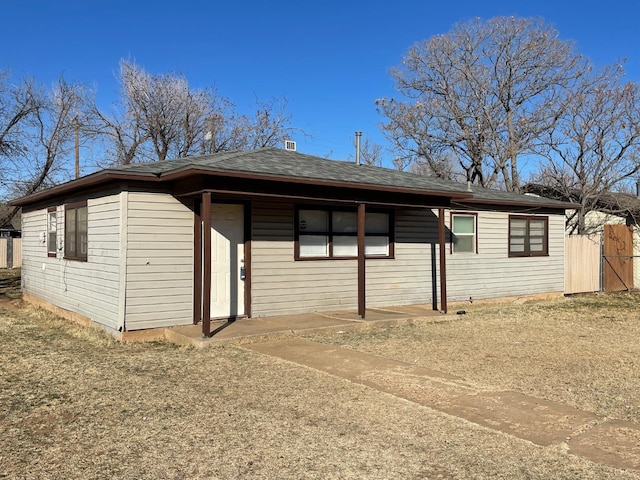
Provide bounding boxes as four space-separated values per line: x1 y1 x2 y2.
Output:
3 0 640 168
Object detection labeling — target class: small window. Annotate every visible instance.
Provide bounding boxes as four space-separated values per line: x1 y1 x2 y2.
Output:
365 212 390 257
509 215 548 257
65 201 88 261
296 207 392 259
451 213 477 254
47 207 57 257
298 210 329 258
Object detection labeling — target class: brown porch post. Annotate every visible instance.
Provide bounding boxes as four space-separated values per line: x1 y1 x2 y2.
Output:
243 202 252 318
202 192 212 337
358 202 366 318
438 208 448 313
193 200 202 325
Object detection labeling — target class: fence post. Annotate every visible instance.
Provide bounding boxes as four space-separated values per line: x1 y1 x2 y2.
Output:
599 233 604 293
6 237 12 269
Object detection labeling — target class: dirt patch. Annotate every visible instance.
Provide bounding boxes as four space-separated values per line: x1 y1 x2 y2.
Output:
0 268 20 299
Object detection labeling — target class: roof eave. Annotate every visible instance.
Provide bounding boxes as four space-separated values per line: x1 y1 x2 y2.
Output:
459 197 577 210
10 170 159 206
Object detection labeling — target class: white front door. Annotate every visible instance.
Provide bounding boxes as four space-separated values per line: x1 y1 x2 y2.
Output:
210 204 245 318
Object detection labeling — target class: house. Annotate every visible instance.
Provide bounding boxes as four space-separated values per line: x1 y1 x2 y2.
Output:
0 208 21 268
0 204 21 238
12 148 571 339
523 183 640 234
0 222 21 239
524 183 640 289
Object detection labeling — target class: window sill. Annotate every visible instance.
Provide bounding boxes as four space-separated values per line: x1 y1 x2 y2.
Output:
296 255 394 261
63 256 88 262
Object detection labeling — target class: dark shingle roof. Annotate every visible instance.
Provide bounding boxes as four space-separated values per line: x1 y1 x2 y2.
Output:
524 183 639 215
107 148 475 195
13 147 573 210
106 148 571 208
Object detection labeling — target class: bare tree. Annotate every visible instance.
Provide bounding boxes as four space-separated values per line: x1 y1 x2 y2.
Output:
0 72 41 157
531 64 640 234
377 16 586 191
410 150 462 180
247 97 297 149
198 96 249 155
98 61 299 165
349 135 385 167
93 107 147 166
0 75 89 227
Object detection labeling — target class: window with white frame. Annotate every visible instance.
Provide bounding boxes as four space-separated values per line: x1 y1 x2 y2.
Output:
451 213 476 253
47 207 57 257
296 207 392 259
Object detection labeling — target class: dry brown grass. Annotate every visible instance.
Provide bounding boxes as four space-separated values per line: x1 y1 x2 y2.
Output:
0 268 20 299
306 292 640 424
2 295 640 479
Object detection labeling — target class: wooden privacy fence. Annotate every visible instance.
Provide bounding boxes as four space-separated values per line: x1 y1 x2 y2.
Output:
603 224 634 292
565 234 601 294
0 237 21 268
565 225 637 295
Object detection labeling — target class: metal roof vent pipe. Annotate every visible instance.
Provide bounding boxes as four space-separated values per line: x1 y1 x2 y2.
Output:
355 131 362 165
636 179 640 197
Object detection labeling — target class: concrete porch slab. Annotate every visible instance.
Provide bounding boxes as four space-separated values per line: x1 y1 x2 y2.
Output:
162 306 443 347
317 306 439 321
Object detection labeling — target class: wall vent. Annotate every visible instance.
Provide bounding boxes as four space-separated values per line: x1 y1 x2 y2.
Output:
284 140 297 151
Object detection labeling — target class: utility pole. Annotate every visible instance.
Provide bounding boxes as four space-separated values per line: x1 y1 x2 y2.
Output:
74 117 80 179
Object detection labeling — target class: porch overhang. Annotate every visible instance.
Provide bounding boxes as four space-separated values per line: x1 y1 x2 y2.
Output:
191 175 458 337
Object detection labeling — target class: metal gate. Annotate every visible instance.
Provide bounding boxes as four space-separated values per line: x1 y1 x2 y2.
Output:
603 224 634 292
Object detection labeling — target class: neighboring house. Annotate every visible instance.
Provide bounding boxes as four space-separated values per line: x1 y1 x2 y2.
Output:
523 183 640 234
524 183 640 289
0 222 21 238
0 204 21 238
12 148 571 338
0 221 22 268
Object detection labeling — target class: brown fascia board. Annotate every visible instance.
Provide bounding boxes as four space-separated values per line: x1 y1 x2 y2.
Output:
10 170 160 206
458 197 577 211
159 166 474 200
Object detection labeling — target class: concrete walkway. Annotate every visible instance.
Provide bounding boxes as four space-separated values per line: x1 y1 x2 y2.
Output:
243 337 640 473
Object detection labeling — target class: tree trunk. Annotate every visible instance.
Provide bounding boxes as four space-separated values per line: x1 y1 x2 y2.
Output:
506 109 519 192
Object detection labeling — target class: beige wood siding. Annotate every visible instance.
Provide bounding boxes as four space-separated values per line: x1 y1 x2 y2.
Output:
21 195 122 331
124 192 194 330
250 203 436 316
251 204 565 316
251 202 357 316
366 209 435 307
444 210 565 301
